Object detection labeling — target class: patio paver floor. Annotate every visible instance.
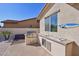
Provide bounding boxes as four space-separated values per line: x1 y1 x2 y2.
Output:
0 40 51 56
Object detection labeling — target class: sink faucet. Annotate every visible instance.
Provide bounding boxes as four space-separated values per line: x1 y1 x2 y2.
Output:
59 38 67 41
45 34 49 36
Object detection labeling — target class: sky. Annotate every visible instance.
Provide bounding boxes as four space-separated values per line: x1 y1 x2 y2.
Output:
0 3 45 26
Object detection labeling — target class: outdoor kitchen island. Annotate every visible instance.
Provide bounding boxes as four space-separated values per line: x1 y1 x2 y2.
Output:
39 34 78 56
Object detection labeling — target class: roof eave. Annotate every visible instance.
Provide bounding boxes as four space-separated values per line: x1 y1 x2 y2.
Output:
37 3 55 20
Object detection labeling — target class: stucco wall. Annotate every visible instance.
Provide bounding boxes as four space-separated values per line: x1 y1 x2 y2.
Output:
4 23 18 28
0 28 39 42
17 20 39 28
40 3 79 46
0 28 39 34
3 19 39 28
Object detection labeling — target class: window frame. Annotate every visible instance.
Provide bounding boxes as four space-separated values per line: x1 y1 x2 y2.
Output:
45 10 60 32
50 13 58 32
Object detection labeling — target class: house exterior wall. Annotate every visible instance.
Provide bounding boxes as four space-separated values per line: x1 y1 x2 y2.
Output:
0 28 39 34
0 28 39 42
17 20 39 28
3 19 39 28
39 3 79 55
3 23 18 28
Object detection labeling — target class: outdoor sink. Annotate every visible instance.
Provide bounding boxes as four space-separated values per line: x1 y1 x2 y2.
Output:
45 35 49 37
59 38 67 42
47 36 67 43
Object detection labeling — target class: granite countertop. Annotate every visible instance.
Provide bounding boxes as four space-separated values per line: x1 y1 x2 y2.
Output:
39 33 73 46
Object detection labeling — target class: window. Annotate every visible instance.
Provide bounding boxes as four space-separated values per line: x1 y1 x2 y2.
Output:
45 17 50 31
45 12 58 32
51 13 57 32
